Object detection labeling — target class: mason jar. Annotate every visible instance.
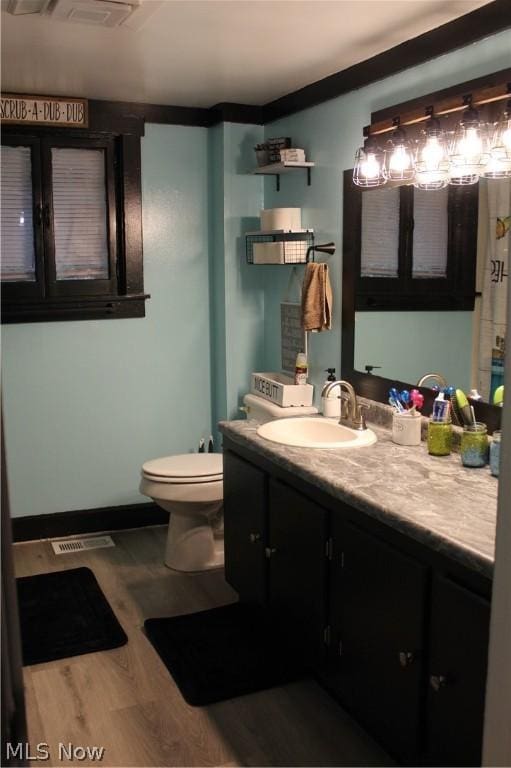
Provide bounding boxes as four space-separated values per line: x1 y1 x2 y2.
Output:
490 430 501 477
460 422 488 468
427 419 452 456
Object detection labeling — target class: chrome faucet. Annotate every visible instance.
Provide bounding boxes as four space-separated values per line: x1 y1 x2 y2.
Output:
416 372 448 389
321 379 368 431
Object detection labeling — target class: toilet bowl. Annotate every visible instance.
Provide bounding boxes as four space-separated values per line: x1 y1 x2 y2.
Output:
140 454 224 572
140 394 319 573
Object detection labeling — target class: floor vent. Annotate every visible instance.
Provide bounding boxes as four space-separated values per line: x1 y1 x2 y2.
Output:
51 535 115 555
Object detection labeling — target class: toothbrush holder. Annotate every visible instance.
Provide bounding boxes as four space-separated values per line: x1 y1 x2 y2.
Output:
427 418 452 456
392 412 422 446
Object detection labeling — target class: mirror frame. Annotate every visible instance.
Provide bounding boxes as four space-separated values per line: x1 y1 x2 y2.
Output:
341 172 503 433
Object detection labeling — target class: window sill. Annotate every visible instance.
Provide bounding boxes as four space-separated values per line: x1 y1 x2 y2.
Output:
355 293 476 312
1 293 150 324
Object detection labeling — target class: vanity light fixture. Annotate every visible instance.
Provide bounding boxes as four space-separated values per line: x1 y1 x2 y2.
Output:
384 124 414 182
482 101 511 179
353 132 386 188
413 114 450 190
449 101 489 185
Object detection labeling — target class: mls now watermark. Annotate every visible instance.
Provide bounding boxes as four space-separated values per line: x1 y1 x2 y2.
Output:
6 743 105 762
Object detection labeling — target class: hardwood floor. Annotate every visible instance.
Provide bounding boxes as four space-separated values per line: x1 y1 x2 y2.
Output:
13 527 392 767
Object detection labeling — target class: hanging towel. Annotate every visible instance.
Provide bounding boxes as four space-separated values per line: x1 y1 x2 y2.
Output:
301 262 333 332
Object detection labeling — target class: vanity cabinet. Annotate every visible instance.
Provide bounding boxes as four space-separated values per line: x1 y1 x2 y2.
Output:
222 440 491 767
425 575 490 767
268 478 328 669
223 450 267 604
327 520 428 764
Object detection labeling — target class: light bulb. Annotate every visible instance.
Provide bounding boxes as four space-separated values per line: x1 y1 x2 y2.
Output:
449 108 488 185
384 128 414 181
421 136 444 168
413 120 450 189
353 139 386 187
457 127 482 158
501 126 511 150
389 145 411 173
361 152 381 179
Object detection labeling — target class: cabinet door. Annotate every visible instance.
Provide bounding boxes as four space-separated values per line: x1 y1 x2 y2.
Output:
223 450 267 604
328 520 428 765
268 478 328 669
425 575 490 767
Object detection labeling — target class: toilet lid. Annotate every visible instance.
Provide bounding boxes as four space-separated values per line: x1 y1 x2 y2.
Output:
142 453 223 482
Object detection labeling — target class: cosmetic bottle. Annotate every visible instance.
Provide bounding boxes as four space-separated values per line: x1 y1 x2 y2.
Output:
322 368 341 418
294 352 308 385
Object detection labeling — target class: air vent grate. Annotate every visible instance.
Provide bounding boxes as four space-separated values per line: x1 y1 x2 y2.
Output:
51 535 115 555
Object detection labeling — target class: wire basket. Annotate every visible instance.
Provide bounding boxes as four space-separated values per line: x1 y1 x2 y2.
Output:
246 231 314 265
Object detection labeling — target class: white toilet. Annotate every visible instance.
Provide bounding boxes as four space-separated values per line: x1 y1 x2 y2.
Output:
140 394 318 572
140 453 224 572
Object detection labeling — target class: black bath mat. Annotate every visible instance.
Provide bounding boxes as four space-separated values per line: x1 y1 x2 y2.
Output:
17 567 128 666
144 602 305 706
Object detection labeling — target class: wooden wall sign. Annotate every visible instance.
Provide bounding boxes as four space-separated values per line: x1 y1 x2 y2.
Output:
0 94 88 127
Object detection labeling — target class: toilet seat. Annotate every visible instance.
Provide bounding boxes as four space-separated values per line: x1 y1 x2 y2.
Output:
142 454 223 484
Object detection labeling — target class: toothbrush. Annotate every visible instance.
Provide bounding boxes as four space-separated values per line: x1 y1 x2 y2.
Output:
399 390 410 409
493 385 504 407
410 391 424 412
454 389 473 426
389 388 405 412
389 396 404 412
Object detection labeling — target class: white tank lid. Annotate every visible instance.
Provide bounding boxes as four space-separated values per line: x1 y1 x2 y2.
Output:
142 453 223 480
243 393 318 419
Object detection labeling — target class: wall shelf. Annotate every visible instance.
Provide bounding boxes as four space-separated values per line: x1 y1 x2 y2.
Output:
251 161 314 191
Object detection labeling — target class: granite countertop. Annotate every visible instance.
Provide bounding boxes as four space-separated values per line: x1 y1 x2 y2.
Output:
219 415 498 579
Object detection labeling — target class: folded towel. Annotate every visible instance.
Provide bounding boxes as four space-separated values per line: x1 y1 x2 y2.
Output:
301 262 333 332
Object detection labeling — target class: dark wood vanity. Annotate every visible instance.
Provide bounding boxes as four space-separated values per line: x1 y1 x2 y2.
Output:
222 436 491 767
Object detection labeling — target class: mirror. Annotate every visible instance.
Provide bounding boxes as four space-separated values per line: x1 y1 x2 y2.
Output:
342 171 511 428
351 177 509 405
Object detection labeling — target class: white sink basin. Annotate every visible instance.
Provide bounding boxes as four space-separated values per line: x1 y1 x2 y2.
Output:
257 417 377 449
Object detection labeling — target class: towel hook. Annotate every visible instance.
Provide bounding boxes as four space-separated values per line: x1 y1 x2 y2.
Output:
306 242 336 263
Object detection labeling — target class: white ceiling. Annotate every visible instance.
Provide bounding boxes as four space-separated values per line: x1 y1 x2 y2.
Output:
1 0 492 108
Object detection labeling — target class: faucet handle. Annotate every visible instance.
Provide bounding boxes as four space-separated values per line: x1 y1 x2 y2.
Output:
355 403 369 431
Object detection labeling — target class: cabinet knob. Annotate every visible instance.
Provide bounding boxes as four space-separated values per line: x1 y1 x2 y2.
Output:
399 651 414 668
249 532 261 543
430 674 447 692
265 547 277 559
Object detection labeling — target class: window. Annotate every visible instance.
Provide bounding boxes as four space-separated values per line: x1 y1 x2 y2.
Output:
349 180 478 311
1 130 147 323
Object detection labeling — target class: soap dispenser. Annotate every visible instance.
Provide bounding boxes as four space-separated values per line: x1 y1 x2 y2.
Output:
322 368 341 419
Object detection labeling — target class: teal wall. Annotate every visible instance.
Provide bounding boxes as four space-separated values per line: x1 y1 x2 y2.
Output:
2 124 212 517
209 122 265 429
262 30 511 403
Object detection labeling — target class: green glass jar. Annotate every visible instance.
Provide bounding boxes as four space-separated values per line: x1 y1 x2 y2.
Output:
427 419 452 456
460 422 488 468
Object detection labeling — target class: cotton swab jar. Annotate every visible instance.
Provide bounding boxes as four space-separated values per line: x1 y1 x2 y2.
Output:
460 423 488 468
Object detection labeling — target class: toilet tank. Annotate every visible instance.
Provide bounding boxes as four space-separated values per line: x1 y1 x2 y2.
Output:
242 393 318 424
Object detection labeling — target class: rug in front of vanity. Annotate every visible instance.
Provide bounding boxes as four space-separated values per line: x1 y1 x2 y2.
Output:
144 602 306 706
17 567 128 666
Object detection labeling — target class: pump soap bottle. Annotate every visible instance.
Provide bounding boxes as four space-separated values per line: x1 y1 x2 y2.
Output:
322 368 341 419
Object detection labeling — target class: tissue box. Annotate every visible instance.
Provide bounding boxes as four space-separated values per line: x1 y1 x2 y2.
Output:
251 372 314 407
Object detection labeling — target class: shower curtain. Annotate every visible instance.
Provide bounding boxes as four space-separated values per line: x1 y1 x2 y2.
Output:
477 178 510 402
